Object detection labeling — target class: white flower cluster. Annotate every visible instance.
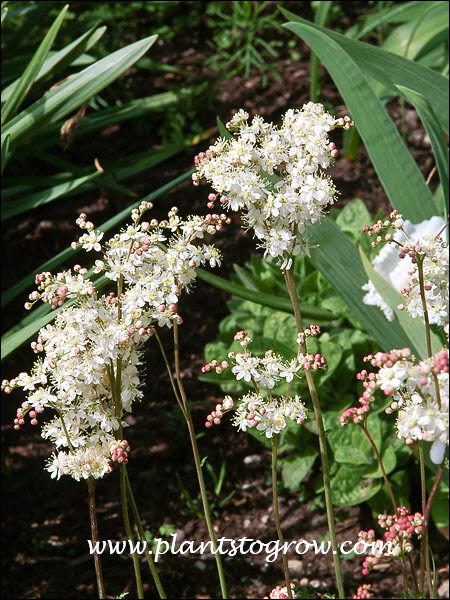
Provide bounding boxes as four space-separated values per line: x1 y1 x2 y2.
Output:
3 203 225 480
194 103 352 268
397 234 449 327
203 331 310 438
232 391 306 438
357 349 449 464
362 214 448 327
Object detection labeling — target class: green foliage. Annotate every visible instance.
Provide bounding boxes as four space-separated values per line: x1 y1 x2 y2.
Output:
205 1 284 86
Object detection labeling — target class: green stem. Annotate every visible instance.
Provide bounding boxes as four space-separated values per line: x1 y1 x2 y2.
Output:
120 464 145 600
87 478 106 599
418 441 431 598
172 323 228 599
361 425 412 597
284 267 345 599
271 436 293 600
124 469 167 599
424 460 446 600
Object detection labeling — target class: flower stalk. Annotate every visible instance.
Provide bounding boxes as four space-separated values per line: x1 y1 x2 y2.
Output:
87 478 106 599
284 266 345 599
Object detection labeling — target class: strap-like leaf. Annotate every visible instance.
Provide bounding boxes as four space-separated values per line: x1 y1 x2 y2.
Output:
1 4 69 125
2 34 158 148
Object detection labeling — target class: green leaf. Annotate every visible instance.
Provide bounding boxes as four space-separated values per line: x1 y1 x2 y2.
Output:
2 34 158 149
196 269 337 320
1 132 9 175
331 464 382 506
280 7 448 133
282 18 439 222
345 1 437 40
2 171 101 222
359 245 442 358
328 413 381 466
335 199 371 242
1 5 69 125
306 217 426 355
395 85 449 219
1 25 107 104
281 449 318 491
381 1 449 62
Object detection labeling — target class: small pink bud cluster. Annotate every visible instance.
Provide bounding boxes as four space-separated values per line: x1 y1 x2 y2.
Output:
201 359 229 374
111 440 130 463
234 330 252 347
362 210 404 248
31 334 44 353
341 348 413 425
131 200 154 223
296 324 320 345
205 396 234 428
299 353 327 370
13 402 44 430
358 507 423 576
433 348 449 375
397 238 423 264
335 115 354 130
353 584 372 599
203 212 231 234
263 582 300 599
75 212 94 232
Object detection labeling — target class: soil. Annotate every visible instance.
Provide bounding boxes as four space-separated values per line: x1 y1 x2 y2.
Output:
1 3 447 599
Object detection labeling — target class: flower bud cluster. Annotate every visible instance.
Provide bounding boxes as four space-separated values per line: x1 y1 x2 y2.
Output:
353 584 372 599
358 507 423 576
263 581 301 599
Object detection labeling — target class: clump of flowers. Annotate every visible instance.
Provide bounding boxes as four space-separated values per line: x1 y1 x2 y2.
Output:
357 507 424 576
2 202 226 480
263 582 301 599
194 103 353 268
362 212 449 327
353 584 373 599
340 348 449 464
201 330 326 437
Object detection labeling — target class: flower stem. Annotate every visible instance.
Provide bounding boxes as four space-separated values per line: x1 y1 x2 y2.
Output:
120 464 145 600
284 267 345 599
361 425 414 596
424 460 445 600
87 478 106 599
271 436 293 600
418 441 431 598
172 323 228 599
124 469 167 599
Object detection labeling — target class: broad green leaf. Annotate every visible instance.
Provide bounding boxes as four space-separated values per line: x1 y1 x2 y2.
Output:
359 245 442 357
1 167 192 309
331 464 382 506
335 199 371 242
328 412 382 466
396 85 449 219
281 449 318 491
1 5 69 125
345 1 436 40
2 171 101 222
283 18 439 222
2 34 158 148
1 25 106 104
280 7 448 133
382 1 448 61
306 217 426 355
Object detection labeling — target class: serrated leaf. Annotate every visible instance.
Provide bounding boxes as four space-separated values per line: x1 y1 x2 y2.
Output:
281 449 318 491
331 465 382 506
